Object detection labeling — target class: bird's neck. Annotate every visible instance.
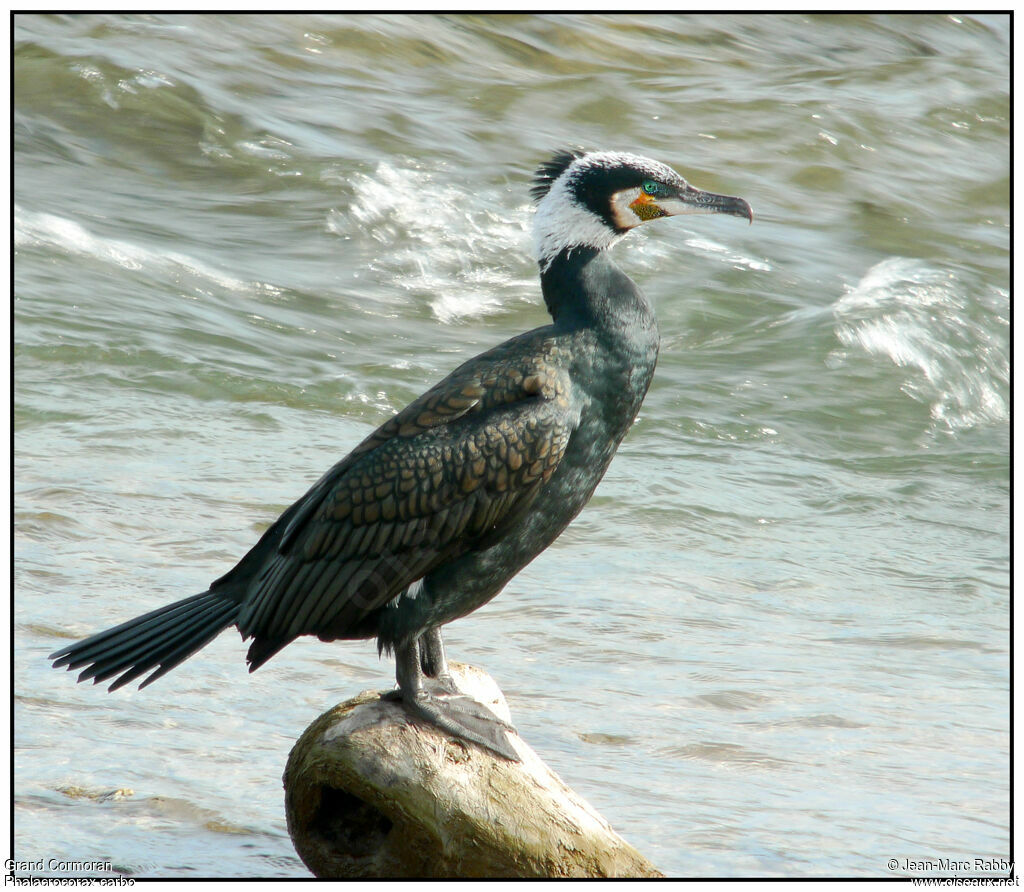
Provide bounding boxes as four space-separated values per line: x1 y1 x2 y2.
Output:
539 248 658 346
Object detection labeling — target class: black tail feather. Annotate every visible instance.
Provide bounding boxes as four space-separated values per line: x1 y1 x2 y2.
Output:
50 590 241 691
87 597 237 690
243 635 290 673
56 594 224 673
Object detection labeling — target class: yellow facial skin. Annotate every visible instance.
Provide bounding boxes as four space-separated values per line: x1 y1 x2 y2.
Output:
628 191 669 222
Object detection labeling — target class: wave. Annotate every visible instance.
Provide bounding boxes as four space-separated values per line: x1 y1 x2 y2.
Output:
832 257 1008 432
328 161 534 324
14 204 279 298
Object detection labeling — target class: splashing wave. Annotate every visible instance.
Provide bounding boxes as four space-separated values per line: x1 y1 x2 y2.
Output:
832 257 1008 432
328 162 533 323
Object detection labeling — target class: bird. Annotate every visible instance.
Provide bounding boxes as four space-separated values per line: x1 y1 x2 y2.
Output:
50 149 752 761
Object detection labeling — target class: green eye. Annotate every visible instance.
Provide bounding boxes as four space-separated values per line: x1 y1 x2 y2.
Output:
641 180 660 195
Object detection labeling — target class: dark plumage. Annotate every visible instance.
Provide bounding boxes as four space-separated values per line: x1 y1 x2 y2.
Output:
529 148 585 201
51 150 752 760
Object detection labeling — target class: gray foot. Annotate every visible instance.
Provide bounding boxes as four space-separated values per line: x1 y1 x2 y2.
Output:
403 686 520 762
385 631 520 762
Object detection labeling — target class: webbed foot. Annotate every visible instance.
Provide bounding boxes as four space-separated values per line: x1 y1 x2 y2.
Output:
385 629 520 762
404 686 520 761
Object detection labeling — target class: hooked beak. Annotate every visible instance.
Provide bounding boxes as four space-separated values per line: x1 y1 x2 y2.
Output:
636 184 753 224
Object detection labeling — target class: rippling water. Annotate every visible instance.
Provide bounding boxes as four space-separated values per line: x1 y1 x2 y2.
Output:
14 13 1009 878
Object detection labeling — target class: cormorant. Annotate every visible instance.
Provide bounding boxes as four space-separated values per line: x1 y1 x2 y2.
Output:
50 150 752 761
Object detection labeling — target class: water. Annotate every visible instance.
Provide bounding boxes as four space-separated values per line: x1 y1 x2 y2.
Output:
14 13 1009 878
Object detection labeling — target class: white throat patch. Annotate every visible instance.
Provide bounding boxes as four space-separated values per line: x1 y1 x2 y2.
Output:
532 174 624 272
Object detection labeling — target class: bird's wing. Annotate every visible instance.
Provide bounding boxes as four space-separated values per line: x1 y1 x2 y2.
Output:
236 343 576 655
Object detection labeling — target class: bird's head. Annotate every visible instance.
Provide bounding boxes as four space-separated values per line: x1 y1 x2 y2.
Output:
531 149 752 270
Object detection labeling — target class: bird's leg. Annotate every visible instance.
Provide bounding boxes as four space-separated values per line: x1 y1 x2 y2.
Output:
416 628 512 730
388 635 520 762
418 625 458 694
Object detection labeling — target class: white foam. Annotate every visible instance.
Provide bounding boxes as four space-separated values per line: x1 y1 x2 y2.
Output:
833 257 1008 431
338 162 532 322
684 236 772 271
14 205 278 297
